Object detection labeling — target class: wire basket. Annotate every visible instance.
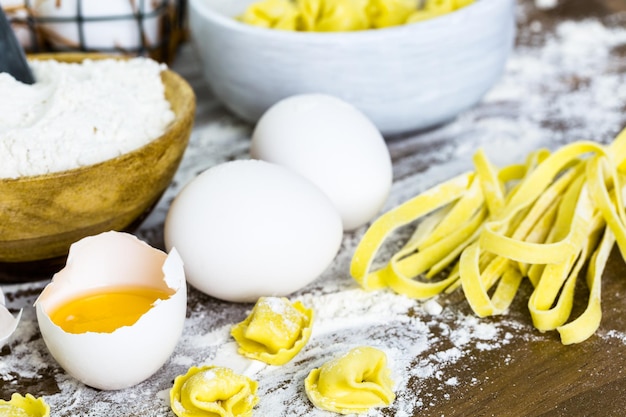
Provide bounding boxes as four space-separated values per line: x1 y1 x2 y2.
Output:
3 0 187 63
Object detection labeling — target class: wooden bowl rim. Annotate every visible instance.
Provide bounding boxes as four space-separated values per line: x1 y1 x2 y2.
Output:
2 52 196 183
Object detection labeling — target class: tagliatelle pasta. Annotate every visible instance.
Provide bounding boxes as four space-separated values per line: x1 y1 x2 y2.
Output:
304 346 395 414
231 297 313 365
351 128 626 344
170 366 259 417
237 0 474 31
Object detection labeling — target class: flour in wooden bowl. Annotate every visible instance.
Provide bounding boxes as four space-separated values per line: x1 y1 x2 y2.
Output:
0 57 175 179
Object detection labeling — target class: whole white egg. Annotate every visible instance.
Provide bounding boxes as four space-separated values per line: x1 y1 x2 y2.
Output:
34 0 161 51
250 94 393 231
164 160 343 302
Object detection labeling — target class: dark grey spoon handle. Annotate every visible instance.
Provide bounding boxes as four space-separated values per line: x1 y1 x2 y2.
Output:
0 6 35 84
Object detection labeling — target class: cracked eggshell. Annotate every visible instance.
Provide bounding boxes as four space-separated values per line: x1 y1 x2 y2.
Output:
0 287 22 346
35 231 187 391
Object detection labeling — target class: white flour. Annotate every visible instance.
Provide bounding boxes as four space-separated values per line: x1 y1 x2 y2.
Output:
173 290 528 417
535 0 558 10
3 3 626 416
0 58 175 179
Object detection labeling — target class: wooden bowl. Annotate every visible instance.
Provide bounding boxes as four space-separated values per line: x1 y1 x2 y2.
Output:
0 53 195 281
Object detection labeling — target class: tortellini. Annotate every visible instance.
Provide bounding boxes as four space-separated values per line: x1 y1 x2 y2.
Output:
231 297 313 365
238 0 475 31
0 393 50 417
304 346 396 414
170 366 259 417
299 0 370 31
367 0 419 29
238 0 300 30
405 0 467 23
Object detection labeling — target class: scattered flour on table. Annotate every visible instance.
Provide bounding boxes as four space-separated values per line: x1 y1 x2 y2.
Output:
0 58 175 179
168 289 529 417
1 281 533 416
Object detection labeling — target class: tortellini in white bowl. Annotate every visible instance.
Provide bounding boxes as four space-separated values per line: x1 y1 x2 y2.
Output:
188 0 515 135
238 0 476 32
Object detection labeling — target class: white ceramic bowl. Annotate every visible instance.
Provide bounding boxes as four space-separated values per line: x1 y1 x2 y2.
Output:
189 0 515 136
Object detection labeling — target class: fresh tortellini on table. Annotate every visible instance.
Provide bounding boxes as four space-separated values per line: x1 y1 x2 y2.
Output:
0 393 50 417
231 297 313 365
238 0 475 31
304 346 396 414
169 366 259 417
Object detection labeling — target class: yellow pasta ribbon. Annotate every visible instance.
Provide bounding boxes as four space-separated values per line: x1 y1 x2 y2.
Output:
586 155 626 258
479 142 604 265
527 211 604 332
350 171 475 293
351 126 626 344
558 227 614 345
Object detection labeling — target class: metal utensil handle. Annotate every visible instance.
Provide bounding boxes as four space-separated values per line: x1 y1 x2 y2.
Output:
0 6 35 84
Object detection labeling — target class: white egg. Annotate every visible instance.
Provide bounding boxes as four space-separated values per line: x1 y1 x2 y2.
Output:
34 0 161 50
250 94 393 231
164 160 343 303
35 231 187 391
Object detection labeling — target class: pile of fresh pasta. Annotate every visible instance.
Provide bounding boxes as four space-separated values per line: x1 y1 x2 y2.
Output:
238 0 473 31
351 129 626 345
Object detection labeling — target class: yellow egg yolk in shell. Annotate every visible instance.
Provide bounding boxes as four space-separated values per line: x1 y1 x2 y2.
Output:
48 286 172 334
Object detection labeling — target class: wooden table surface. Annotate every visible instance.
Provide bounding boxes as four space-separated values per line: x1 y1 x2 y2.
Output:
3 1 626 416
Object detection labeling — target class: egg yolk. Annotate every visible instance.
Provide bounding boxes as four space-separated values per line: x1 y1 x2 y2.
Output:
48 286 172 334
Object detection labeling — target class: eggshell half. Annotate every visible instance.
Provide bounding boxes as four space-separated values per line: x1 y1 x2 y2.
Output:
164 160 343 302
0 287 22 346
35 231 187 391
250 94 393 231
